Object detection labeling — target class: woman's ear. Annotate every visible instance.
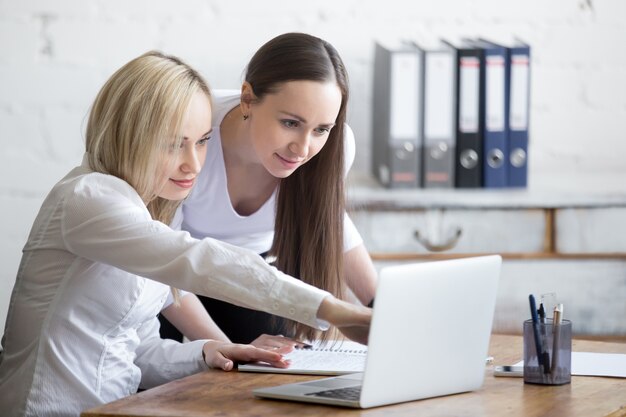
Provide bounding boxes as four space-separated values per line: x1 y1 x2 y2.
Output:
240 81 256 115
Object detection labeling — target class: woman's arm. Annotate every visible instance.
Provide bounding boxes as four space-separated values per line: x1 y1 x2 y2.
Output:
316 295 371 344
134 315 291 387
160 294 230 342
201 340 291 371
341 127 377 305
343 243 378 305
161 294 309 350
62 176 330 331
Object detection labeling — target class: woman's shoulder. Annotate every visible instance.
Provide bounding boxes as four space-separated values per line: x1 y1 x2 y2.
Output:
342 123 355 147
60 167 144 212
212 89 240 100
76 170 138 197
41 166 147 232
211 89 241 120
342 123 356 175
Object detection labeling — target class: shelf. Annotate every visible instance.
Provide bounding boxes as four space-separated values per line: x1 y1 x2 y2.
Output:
347 173 626 210
369 252 626 261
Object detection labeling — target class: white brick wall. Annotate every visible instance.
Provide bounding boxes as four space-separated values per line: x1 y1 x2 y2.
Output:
1 0 625 336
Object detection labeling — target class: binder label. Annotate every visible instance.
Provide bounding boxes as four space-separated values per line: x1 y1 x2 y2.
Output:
459 56 480 133
510 54 530 131
486 55 505 132
424 52 454 140
390 52 420 141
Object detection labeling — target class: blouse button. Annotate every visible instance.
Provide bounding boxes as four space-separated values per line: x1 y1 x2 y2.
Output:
272 302 280 310
288 308 296 315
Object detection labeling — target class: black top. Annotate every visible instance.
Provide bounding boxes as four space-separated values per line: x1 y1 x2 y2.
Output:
159 294 374 344
158 254 373 344
159 295 288 344
158 251 290 344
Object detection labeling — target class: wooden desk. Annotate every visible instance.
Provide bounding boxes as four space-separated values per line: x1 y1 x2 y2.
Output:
82 335 626 417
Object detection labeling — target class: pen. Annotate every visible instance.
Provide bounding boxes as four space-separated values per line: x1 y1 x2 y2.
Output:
551 303 563 374
538 302 547 347
538 303 546 324
529 294 550 373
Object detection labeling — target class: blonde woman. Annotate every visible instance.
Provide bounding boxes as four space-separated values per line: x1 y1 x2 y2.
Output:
0 51 370 417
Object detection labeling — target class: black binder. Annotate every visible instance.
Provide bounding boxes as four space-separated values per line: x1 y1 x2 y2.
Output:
444 39 483 188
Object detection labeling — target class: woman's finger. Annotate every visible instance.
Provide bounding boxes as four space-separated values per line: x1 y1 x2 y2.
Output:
204 347 235 371
250 334 307 351
217 344 292 369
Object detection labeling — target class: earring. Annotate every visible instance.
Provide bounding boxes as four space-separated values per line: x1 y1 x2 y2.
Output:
242 114 249 121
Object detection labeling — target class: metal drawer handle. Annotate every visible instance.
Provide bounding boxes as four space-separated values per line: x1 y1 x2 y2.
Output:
414 227 463 252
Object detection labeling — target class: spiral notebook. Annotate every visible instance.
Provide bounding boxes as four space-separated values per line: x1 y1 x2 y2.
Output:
239 340 368 375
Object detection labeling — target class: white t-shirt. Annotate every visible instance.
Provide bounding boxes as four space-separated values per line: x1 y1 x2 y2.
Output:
0 155 329 417
173 89 363 254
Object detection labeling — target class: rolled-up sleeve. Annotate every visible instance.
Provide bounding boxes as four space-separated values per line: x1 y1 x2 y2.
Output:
61 173 329 330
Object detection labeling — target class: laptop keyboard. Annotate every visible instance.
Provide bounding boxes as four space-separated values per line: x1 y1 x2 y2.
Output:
306 386 362 401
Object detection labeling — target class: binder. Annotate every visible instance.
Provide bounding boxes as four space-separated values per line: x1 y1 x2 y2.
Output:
506 40 530 187
372 41 423 188
443 39 484 188
412 40 456 188
467 39 509 188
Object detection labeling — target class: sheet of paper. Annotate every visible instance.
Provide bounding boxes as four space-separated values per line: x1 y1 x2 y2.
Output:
514 352 626 378
571 352 626 378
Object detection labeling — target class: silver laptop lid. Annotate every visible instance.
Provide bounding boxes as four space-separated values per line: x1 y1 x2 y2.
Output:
360 255 501 408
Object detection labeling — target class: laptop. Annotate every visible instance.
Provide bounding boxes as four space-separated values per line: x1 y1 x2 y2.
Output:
253 255 502 408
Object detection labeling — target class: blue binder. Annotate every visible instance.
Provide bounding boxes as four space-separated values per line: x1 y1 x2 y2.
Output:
468 39 509 188
506 40 530 187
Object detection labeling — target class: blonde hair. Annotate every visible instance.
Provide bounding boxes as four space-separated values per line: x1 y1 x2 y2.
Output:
85 51 211 302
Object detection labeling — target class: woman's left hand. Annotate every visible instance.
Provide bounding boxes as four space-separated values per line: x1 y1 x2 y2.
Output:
249 334 310 353
201 340 291 371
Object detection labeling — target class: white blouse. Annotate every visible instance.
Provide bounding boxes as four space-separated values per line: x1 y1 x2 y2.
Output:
0 155 329 417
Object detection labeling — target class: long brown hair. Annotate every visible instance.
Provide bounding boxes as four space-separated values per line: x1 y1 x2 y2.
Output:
245 33 349 341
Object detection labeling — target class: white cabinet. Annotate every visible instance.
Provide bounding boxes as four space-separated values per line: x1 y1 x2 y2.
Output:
556 208 626 254
352 209 547 254
347 183 626 335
